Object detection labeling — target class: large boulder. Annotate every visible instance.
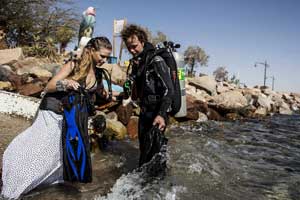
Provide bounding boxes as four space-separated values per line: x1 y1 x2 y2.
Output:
14 57 52 78
256 93 273 111
0 48 24 65
242 88 261 98
116 103 133 125
188 75 217 95
254 106 268 116
212 90 248 110
291 93 300 103
40 63 61 76
126 116 139 140
186 94 209 113
18 82 44 97
216 84 230 94
186 85 209 102
0 81 14 90
99 63 126 85
279 102 293 115
106 111 118 121
106 119 127 140
0 64 27 89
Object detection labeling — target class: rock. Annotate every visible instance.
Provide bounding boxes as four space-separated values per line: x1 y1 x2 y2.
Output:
0 48 24 65
41 63 61 76
132 106 140 116
30 66 53 78
282 93 293 104
212 90 248 110
188 75 217 95
0 81 14 90
18 82 44 97
291 92 300 99
291 103 299 112
0 65 27 89
254 107 268 116
216 84 230 94
0 65 13 81
186 86 208 102
242 88 261 98
0 90 40 119
13 57 52 78
8 73 27 89
0 64 13 73
227 83 237 90
271 93 284 106
126 116 139 140
226 113 241 120
197 112 208 122
106 119 127 140
291 94 300 104
279 102 292 115
186 108 199 120
99 63 126 85
244 94 254 105
206 108 223 121
186 94 209 113
116 103 133 125
261 87 275 96
106 112 118 121
256 93 273 111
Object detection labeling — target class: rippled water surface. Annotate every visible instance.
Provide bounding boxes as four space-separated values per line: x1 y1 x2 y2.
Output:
1 114 300 200
97 114 300 200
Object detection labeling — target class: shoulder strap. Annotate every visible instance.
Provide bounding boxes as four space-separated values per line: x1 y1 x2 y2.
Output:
96 68 112 101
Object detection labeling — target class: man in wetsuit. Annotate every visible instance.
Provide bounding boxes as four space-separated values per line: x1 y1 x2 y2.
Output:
121 24 174 167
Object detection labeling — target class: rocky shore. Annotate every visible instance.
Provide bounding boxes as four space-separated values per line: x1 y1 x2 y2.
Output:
0 48 300 140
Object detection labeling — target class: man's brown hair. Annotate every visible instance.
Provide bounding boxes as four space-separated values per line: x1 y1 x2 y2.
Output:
121 24 148 43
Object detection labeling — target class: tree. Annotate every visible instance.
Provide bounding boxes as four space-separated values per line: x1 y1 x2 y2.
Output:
144 27 168 47
0 0 79 50
184 46 209 77
229 74 240 86
55 24 77 54
213 66 229 82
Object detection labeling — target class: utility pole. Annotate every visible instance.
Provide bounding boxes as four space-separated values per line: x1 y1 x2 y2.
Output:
269 76 275 90
254 60 270 87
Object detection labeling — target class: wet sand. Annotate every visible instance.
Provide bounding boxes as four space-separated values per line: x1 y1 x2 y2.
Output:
0 114 31 167
0 114 139 199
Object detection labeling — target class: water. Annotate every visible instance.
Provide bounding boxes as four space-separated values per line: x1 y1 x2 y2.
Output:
1 114 300 200
96 114 300 200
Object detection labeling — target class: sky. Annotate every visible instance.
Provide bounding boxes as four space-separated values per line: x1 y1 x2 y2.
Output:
71 0 300 93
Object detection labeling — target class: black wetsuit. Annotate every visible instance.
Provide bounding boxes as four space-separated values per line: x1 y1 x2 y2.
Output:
130 42 174 166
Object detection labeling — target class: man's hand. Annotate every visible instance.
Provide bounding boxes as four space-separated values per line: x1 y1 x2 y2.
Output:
153 115 165 131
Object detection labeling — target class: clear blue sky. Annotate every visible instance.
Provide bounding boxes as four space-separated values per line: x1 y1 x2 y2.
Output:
71 0 300 92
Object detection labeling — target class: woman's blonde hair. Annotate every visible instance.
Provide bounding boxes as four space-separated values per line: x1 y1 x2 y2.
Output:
69 37 112 83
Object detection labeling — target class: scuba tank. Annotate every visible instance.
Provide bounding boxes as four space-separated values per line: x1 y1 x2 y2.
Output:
172 50 187 118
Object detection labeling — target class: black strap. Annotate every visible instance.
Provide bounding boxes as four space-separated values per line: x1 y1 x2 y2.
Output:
96 68 112 101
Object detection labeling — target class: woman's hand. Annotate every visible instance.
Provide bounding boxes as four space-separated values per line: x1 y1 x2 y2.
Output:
65 79 80 90
153 115 166 131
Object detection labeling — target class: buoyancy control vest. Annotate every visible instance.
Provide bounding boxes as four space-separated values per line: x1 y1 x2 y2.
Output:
127 41 187 117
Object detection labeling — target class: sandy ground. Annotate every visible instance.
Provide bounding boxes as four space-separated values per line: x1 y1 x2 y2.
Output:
0 113 139 199
0 114 31 167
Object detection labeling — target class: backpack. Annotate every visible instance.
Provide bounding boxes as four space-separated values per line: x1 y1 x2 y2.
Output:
149 41 182 116
126 41 182 116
